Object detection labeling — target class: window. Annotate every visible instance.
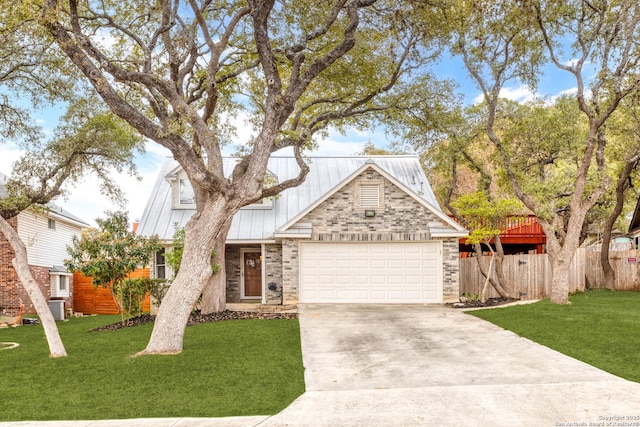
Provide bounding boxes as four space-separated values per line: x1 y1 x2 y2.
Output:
242 197 273 210
179 179 195 204
48 218 56 230
49 271 70 298
360 185 380 207
155 248 166 279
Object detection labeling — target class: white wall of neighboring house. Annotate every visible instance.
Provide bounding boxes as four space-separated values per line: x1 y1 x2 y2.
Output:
17 211 82 268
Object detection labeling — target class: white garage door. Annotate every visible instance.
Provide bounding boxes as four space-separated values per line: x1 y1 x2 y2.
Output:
299 242 442 303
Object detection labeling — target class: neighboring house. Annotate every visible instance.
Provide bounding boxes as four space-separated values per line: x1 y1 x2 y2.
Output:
458 215 547 257
137 156 467 305
0 173 89 316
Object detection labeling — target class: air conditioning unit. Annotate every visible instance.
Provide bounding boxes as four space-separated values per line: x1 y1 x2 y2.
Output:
48 300 65 321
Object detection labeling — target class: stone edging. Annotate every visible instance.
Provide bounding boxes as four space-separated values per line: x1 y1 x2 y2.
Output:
0 342 20 350
462 299 542 311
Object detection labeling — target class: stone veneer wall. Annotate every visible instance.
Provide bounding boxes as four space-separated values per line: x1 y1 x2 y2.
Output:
301 169 443 239
225 246 241 302
281 167 461 303
441 239 460 302
264 244 283 304
281 240 299 305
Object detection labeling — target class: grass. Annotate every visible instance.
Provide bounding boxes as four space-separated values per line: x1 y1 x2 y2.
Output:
468 289 640 383
0 315 305 421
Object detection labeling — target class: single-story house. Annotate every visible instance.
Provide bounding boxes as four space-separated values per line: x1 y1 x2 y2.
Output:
0 172 89 317
136 155 467 305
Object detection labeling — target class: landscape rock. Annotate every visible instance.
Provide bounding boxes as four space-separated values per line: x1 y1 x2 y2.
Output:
91 310 298 331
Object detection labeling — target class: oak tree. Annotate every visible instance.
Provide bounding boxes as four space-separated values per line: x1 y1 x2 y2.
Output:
39 0 439 354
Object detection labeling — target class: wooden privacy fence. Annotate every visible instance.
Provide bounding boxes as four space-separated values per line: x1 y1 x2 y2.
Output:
461 248 640 299
73 268 151 314
461 247 610 300
584 248 640 291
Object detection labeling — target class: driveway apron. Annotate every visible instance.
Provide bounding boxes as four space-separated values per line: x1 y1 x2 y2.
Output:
263 304 640 426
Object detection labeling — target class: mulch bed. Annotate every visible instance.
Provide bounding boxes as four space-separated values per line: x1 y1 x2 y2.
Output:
448 297 520 309
91 310 298 331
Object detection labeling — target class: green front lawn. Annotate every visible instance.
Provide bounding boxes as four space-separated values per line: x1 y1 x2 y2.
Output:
469 289 640 383
0 315 305 421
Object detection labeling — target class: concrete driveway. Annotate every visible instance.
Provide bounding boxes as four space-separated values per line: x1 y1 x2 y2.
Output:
263 304 640 426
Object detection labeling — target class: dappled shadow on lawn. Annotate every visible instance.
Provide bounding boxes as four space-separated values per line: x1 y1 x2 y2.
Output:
91 310 298 331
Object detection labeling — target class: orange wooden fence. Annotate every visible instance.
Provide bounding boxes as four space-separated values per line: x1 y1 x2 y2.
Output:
73 268 151 315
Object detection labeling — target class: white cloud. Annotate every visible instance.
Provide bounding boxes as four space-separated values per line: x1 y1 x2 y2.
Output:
564 58 580 67
547 87 579 104
473 85 539 105
0 144 24 175
500 86 537 103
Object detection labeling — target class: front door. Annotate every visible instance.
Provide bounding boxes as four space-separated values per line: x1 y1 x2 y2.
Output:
242 251 262 298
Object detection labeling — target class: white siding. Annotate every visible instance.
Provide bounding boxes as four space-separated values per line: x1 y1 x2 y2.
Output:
17 211 83 268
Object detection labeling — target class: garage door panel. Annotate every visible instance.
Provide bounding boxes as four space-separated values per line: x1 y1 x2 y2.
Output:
370 275 386 284
300 242 442 304
370 245 388 254
317 259 333 269
404 245 421 254
424 258 438 267
405 259 422 269
388 259 403 269
336 275 351 284
351 259 369 268
370 290 387 300
336 289 352 299
353 290 370 299
404 290 421 299
336 260 352 269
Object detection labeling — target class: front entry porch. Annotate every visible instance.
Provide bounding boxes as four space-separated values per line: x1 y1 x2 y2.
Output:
225 243 283 304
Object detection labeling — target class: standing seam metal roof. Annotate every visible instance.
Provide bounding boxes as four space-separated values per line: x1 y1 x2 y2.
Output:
136 156 462 241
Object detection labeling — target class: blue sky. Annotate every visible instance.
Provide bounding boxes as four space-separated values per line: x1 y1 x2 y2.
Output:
0 52 581 227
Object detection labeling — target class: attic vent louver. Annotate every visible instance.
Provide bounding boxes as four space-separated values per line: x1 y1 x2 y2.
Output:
360 184 380 207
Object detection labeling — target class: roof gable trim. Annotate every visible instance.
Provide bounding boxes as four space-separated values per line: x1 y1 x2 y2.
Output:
277 161 465 233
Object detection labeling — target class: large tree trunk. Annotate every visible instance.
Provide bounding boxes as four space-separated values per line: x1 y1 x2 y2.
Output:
545 215 585 305
201 220 232 314
0 216 67 357
600 158 639 289
137 198 233 355
549 255 572 305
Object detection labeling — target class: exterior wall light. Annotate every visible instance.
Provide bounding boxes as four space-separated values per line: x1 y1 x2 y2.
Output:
364 210 376 218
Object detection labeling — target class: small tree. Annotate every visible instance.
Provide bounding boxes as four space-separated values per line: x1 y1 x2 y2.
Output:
66 211 161 322
452 192 522 302
164 225 185 279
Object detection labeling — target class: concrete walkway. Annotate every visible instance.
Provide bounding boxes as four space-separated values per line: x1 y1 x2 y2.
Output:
3 304 640 426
